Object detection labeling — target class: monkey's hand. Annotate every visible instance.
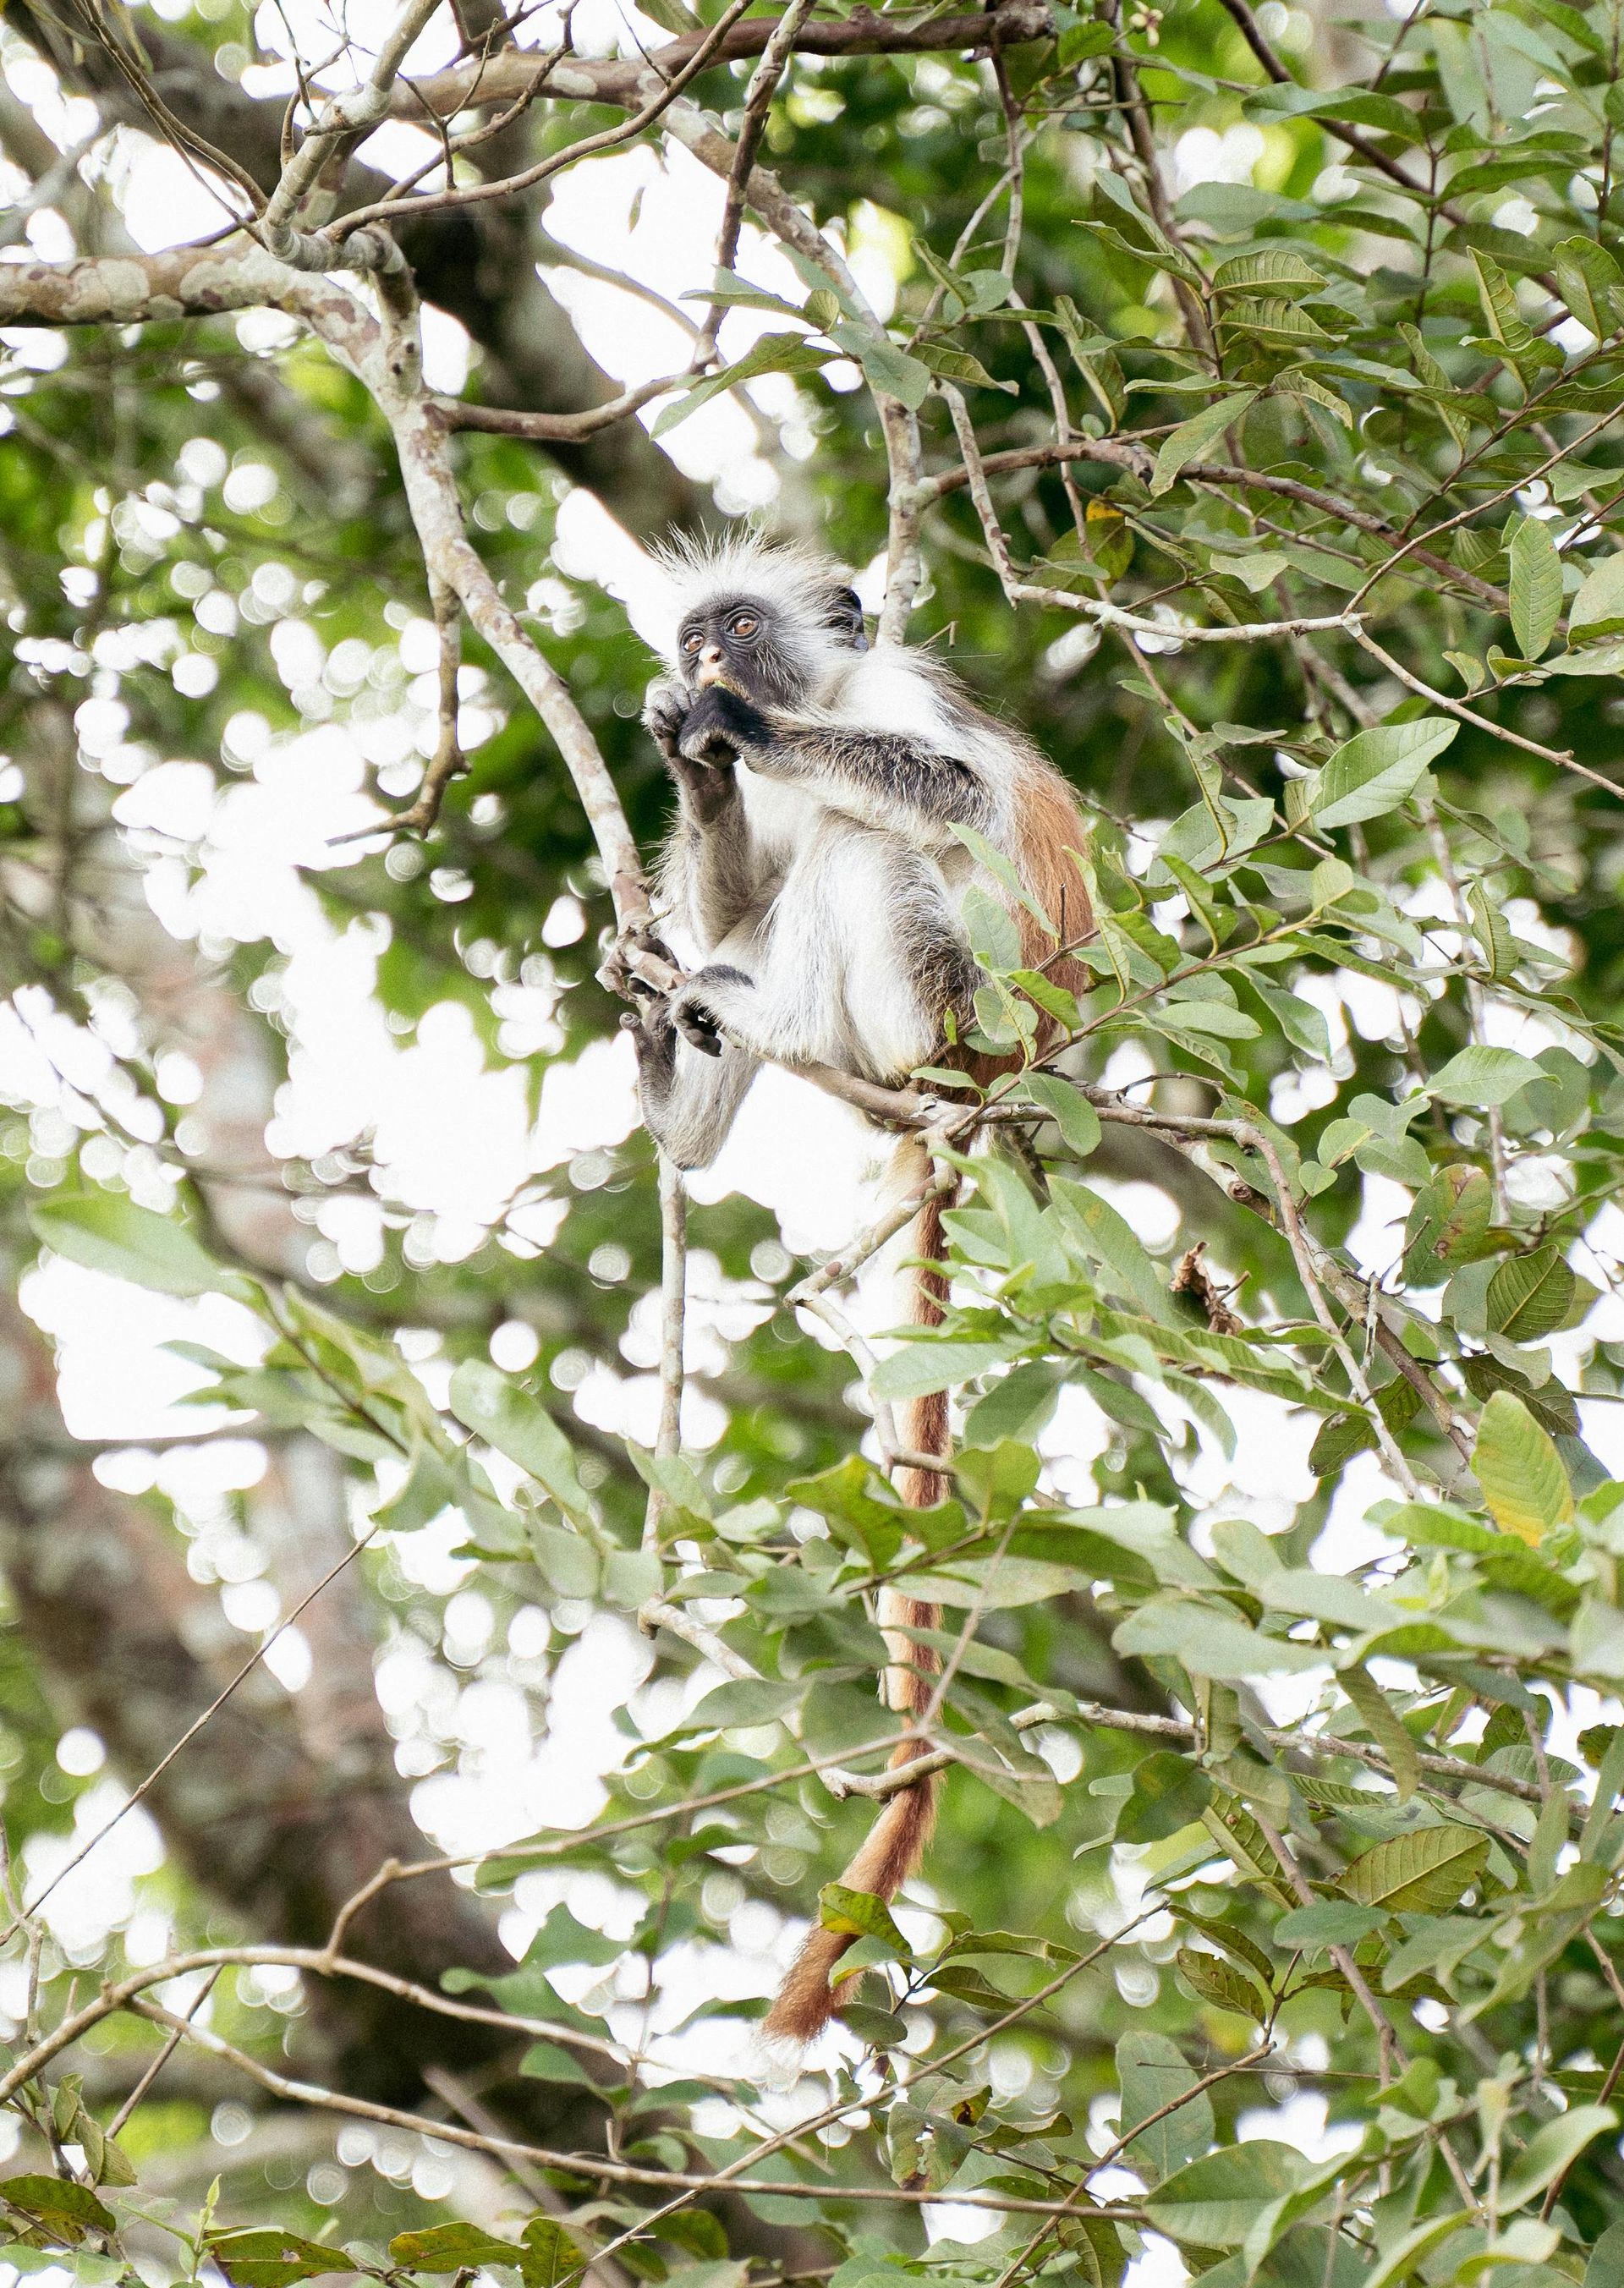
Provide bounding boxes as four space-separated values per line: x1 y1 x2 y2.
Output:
669 963 754 1058
678 685 772 770
642 678 689 764
645 679 743 825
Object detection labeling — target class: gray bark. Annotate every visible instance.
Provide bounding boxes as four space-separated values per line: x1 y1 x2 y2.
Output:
0 0 705 533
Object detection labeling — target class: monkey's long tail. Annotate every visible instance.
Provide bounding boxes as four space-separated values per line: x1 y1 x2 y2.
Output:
764 1150 950 2045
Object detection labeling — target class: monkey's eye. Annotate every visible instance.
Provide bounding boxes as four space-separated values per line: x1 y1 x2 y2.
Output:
729 612 760 639
681 630 704 654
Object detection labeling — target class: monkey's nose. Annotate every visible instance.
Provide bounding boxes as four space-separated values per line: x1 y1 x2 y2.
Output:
694 645 726 688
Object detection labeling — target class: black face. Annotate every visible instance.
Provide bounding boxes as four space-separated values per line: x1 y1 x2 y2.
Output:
677 584 868 702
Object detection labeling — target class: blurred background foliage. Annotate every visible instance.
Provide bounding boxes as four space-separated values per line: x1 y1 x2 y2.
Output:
3 0 1624 2281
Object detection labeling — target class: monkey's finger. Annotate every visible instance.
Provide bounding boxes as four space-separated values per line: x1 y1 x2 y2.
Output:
679 732 738 768
675 1007 724 1056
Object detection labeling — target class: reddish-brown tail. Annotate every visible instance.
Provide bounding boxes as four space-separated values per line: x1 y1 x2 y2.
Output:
765 1179 950 2044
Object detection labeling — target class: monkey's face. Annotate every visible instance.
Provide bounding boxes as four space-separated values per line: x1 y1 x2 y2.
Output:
675 583 868 705
678 599 799 706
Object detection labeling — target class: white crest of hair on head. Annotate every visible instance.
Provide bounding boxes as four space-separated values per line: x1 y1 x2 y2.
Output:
647 529 860 689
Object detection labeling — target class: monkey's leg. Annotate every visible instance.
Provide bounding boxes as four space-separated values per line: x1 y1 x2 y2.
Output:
828 837 977 1083
666 831 848 1074
626 993 760 1173
669 827 963 1083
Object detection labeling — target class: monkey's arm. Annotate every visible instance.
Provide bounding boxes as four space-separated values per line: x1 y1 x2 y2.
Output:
677 686 994 845
645 679 760 946
623 995 759 1171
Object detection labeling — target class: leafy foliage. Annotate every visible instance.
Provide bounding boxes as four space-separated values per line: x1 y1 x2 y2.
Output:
3 0 1624 2281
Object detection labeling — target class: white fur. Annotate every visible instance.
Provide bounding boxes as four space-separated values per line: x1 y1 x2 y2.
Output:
639 533 1047 1168
651 534 858 696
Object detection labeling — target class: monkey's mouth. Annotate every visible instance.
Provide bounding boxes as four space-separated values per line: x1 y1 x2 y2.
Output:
694 661 737 691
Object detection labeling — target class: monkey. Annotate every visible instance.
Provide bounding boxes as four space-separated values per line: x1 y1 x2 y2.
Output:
621 535 1091 2045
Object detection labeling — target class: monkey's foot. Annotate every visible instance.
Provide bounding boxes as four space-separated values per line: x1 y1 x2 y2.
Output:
670 963 754 1058
600 925 679 1005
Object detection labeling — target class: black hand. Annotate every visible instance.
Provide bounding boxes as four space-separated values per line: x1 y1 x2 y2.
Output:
672 992 724 1056
642 678 689 764
678 685 772 768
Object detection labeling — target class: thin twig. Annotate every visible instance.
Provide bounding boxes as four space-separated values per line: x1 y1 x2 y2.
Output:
3 1522 381 1940
691 0 818 368
106 1969 222 2138
643 1152 688 1549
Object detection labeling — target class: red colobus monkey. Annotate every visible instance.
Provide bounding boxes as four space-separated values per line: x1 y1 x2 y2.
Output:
625 537 1090 2044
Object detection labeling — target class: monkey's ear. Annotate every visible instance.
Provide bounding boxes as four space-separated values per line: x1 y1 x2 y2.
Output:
823 585 870 650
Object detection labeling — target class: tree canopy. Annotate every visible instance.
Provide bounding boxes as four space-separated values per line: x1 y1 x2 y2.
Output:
3 0 1624 2285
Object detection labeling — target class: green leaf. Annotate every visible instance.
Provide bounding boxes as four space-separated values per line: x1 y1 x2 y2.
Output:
683 1676 801 1731
1468 877 1517 979
1338 1822 1489 1912
1473 1389 1574 1544
1 2178 118 2242
1212 250 1328 294
912 340 1018 393
1486 1247 1577 1342
680 267 804 321
637 0 701 30
449 1359 593 1523
1340 1663 1420 1802
1472 247 1536 356
1309 718 1458 830
1585 2221 1624 2288
1116 2031 1215 2184
1429 1045 1544 1108
828 323 932 409
1119 1749 1215 1841
519 2039 597 2086
602 1548 663 1610
1054 1178 1176 1322
518 1904 625 1970
207 2232 353 2288
1570 549 1624 639
1273 1901 1386 1951
1144 2142 1309 2247
1176 1945 1268 2020
529 1520 600 1599
820 1883 909 1949
1009 968 1080 1027
1207 550 1290 594
1150 390 1259 497
1149 998 1261 1039
1113 1596 1325 1677
963 883 1023 971
518 2218 587 2288
1499 2105 1617 2211
31 1194 226 1299
1362 2216 1474 2288
1057 14 1115 64
962 1359 1063 1447
651 333 829 436
1510 515 1563 661
1402 1164 1492 1287
870 1336 1019 1402
1018 1073 1101 1159
1551 233 1624 338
